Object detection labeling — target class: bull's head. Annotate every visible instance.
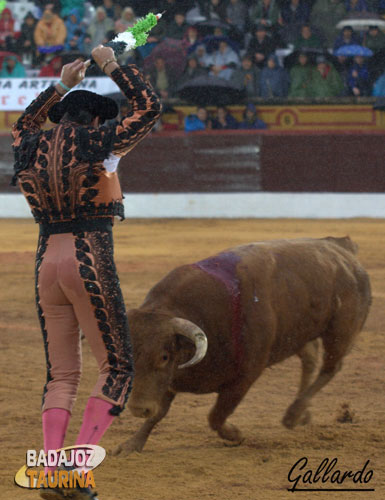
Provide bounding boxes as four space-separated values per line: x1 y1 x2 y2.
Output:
127 309 208 419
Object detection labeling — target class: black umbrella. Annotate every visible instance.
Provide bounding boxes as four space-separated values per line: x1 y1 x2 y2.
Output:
283 48 334 69
196 19 232 31
177 75 245 106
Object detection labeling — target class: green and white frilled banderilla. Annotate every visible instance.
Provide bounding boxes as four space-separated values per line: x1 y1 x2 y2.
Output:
85 12 164 69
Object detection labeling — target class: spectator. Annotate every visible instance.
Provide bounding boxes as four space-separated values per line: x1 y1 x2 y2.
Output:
17 12 38 65
213 26 228 38
61 0 85 19
102 0 116 19
204 40 240 80
334 26 361 51
34 7 67 55
0 55 26 78
204 0 227 22
347 54 371 95
183 26 200 50
260 54 290 97
179 55 207 86
249 0 280 28
247 24 276 69
230 54 260 96
345 0 368 12
160 0 182 22
194 43 209 67
88 7 114 48
187 0 226 24
184 107 212 132
372 69 385 95
212 106 239 129
281 0 310 27
294 24 323 51
0 8 16 52
280 0 310 44
288 52 314 97
65 8 86 52
39 55 62 76
334 54 352 94
363 26 385 53
238 103 267 129
310 0 347 48
149 56 175 99
226 0 248 33
167 12 188 40
35 0 61 13
115 7 136 33
83 33 93 54
309 55 344 96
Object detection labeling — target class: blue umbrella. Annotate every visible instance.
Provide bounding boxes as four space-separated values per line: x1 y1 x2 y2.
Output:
335 44 373 57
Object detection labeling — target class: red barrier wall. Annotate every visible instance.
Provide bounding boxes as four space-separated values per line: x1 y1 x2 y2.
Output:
260 131 385 192
2 130 385 193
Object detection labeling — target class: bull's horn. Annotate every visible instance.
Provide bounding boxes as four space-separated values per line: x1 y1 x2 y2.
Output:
171 318 208 369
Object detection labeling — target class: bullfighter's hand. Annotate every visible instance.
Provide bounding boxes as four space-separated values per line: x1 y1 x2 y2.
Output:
91 45 117 73
60 59 87 89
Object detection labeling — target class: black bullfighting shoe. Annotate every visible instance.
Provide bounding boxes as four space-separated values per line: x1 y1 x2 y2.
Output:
39 485 99 500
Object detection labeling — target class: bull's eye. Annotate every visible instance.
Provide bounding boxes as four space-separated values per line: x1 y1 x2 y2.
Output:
162 354 169 362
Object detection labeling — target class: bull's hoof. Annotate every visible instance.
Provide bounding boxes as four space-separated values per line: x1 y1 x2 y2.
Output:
218 423 244 445
298 409 311 426
282 400 308 429
111 439 144 456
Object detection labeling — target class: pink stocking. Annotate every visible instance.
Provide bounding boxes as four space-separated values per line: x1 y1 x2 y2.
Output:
75 397 115 446
42 408 71 473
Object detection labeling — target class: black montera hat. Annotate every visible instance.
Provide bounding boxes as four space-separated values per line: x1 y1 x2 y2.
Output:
48 90 119 123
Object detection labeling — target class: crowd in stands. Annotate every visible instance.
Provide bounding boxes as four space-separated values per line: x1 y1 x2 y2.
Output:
2 0 385 103
184 102 267 131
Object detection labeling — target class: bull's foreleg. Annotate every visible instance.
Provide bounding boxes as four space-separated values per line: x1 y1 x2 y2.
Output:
112 391 175 455
208 379 253 445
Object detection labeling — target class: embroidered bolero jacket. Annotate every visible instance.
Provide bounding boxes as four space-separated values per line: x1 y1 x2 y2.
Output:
12 65 161 223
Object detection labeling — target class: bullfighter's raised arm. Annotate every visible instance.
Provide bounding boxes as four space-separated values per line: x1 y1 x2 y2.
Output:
107 65 162 156
12 86 62 143
86 51 162 158
11 60 87 147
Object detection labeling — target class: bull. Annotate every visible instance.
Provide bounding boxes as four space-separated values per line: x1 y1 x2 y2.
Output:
113 236 371 455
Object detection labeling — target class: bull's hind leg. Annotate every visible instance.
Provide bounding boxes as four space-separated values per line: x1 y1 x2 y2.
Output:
293 339 320 426
282 313 361 429
112 391 175 455
297 339 320 396
208 378 254 445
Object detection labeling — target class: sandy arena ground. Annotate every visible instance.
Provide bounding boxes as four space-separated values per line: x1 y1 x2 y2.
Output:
0 218 384 500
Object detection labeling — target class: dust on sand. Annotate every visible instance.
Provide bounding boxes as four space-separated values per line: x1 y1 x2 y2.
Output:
0 219 384 500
